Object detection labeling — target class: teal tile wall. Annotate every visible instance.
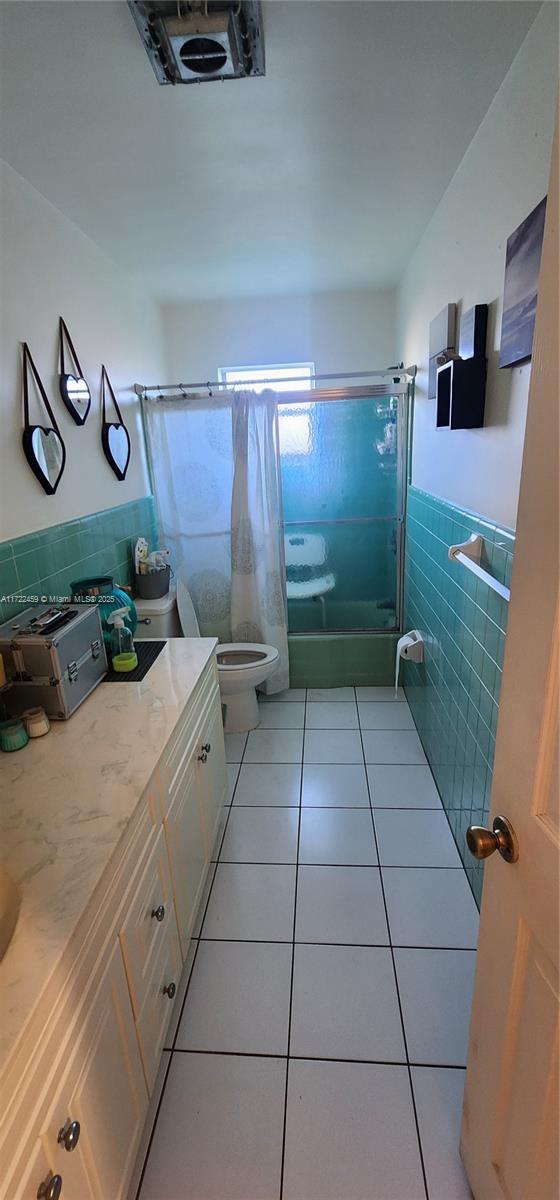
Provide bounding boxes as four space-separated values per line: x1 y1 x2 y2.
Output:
403 487 514 907
0 498 158 622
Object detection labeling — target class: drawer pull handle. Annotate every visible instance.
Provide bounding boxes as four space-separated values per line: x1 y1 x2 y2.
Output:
198 751 208 764
163 981 176 999
58 1118 81 1152
37 1175 63 1200
151 904 165 923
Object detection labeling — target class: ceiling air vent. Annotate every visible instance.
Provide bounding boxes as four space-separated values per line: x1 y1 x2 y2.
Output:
128 1 265 85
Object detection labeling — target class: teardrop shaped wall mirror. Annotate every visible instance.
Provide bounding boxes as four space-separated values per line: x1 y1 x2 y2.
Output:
100 364 131 481
58 317 91 425
21 343 67 495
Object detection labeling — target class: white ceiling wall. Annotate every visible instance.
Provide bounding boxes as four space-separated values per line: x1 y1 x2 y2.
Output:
159 287 397 386
0 0 541 301
397 1 557 528
0 161 166 539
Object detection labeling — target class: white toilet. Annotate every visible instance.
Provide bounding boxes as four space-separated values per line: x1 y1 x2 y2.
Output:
134 583 280 733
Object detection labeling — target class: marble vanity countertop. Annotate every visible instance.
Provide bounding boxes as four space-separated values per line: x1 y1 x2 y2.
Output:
0 637 217 1075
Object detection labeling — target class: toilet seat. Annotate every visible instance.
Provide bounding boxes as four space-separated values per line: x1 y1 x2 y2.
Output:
217 642 279 670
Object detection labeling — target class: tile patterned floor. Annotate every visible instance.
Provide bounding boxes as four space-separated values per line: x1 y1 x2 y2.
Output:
137 687 477 1200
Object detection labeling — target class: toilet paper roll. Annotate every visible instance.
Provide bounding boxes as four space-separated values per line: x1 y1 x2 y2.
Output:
394 630 424 697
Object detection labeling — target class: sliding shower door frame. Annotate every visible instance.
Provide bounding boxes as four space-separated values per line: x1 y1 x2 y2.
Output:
278 384 408 635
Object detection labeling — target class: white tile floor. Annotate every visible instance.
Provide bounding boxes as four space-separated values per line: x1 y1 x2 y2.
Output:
138 687 477 1200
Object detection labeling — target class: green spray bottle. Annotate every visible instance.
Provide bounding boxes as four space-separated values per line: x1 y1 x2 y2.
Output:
107 607 138 673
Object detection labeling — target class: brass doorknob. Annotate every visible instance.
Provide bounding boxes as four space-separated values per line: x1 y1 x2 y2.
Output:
466 815 519 863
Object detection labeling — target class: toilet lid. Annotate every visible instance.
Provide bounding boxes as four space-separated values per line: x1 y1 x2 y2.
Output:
176 578 201 637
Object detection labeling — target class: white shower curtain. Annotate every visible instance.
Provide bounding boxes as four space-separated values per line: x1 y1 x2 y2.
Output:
230 390 289 693
145 387 289 693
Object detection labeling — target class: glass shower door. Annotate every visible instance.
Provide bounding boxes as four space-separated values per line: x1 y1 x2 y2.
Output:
278 392 405 633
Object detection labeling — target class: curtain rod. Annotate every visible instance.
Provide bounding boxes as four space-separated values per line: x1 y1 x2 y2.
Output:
134 365 417 396
142 383 409 405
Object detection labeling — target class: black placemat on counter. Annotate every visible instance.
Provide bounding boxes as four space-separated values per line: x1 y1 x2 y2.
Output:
104 640 166 682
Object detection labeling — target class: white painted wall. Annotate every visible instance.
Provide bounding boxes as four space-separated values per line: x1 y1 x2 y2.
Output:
160 288 396 384
397 3 558 530
0 161 163 541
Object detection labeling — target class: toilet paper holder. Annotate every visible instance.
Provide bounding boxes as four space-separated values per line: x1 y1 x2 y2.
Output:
395 629 424 696
398 630 424 663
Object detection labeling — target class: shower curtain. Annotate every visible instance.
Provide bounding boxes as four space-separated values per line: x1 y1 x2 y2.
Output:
145 388 289 693
230 390 289 692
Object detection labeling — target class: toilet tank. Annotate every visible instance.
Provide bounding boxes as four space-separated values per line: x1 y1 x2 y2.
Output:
134 589 182 639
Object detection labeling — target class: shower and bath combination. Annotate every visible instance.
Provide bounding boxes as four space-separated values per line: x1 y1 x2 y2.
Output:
137 365 416 688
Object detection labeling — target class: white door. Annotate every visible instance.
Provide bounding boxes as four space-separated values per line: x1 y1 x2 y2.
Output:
461 108 559 1198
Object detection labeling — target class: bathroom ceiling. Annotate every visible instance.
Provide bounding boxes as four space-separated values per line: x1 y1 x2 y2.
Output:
0 0 541 301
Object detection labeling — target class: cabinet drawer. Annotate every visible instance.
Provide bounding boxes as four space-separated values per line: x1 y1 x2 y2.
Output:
136 916 182 1093
119 826 177 1020
158 665 220 813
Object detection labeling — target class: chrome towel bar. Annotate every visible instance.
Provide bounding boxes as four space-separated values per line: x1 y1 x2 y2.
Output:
448 534 511 602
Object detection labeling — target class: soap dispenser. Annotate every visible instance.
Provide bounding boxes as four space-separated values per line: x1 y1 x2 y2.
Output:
107 607 138 673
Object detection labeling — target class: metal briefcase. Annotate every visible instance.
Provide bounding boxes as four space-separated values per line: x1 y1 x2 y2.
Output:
0 603 107 720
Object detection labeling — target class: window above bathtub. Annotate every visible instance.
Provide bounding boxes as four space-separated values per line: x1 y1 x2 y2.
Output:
218 362 315 393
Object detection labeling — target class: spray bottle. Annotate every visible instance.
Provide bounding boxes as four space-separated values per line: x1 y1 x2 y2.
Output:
107 607 138 673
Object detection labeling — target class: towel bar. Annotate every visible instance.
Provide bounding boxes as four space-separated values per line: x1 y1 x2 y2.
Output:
448 534 511 602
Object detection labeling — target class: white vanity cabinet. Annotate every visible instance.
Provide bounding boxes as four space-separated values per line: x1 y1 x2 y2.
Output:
118 826 178 1021
0 648 227 1200
163 762 207 957
197 699 227 855
160 668 226 955
40 940 149 1200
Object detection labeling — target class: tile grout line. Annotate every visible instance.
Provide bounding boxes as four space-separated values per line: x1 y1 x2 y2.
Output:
198 936 477 951
278 686 306 1200
213 859 465 869
169 1047 468 1070
356 686 431 1200
232 803 443 809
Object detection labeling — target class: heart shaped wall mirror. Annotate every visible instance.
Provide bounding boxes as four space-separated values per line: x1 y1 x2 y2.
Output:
101 364 131 481
58 317 91 425
21 343 66 495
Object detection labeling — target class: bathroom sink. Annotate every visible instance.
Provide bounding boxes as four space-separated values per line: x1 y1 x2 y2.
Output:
0 865 20 959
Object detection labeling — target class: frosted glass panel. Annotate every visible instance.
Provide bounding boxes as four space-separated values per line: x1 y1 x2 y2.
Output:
279 395 398 523
279 394 402 633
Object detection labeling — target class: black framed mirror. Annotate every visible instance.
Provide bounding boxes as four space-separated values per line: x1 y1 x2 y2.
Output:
58 317 91 425
21 342 66 495
101 364 131 481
